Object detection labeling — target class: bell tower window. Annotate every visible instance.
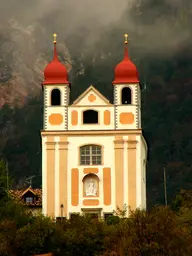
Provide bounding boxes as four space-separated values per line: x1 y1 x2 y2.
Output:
121 87 132 104
51 88 61 106
83 110 98 124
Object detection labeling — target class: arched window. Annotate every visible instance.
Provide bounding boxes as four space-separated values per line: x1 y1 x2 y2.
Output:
121 87 132 104
80 145 102 165
83 110 98 124
51 88 61 106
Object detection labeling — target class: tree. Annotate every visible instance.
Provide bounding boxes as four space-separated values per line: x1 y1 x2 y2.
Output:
53 215 106 256
15 215 55 256
0 159 9 203
0 158 32 227
0 219 17 256
103 207 192 256
172 189 192 212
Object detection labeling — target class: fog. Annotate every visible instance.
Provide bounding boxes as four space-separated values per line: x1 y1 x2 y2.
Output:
0 0 191 57
0 0 191 106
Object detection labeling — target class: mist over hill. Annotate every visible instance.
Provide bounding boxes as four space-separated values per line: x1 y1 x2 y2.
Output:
0 0 191 105
0 0 192 207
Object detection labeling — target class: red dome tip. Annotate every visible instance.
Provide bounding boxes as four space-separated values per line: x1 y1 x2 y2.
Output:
113 37 139 84
42 35 69 85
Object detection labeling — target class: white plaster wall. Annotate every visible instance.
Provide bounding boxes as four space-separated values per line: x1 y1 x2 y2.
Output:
54 136 60 217
137 85 141 107
44 84 69 131
46 107 67 130
68 106 115 130
75 91 109 106
123 136 128 216
138 108 141 129
67 135 116 215
114 84 139 105
141 136 147 209
114 83 141 130
116 105 137 129
42 133 147 217
42 136 47 215
44 85 69 106
136 135 142 209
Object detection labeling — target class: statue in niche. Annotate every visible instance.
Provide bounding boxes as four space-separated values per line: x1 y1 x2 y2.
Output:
85 178 97 196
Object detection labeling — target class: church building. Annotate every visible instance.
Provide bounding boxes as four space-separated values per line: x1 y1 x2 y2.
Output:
41 33 147 219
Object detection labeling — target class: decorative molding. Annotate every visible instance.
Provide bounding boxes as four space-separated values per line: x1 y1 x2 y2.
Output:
71 168 79 206
58 141 69 150
83 199 99 206
83 168 98 174
63 86 68 130
119 112 134 125
127 140 137 149
71 110 78 126
114 85 118 129
103 168 111 206
88 93 96 102
41 130 142 136
114 139 124 149
49 114 63 125
46 141 56 150
135 85 140 129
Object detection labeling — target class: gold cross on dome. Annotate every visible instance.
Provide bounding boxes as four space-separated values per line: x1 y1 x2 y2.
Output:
124 33 128 44
53 33 57 43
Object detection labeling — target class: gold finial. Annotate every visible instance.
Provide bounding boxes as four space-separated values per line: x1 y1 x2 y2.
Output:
124 33 128 44
53 33 57 43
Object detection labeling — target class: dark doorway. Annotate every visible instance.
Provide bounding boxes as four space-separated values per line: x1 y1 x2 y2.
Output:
104 213 113 221
121 87 132 104
51 88 61 106
85 213 99 220
83 110 98 124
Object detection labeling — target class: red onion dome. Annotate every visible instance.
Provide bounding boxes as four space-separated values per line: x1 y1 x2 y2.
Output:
113 33 139 84
42 34 69 85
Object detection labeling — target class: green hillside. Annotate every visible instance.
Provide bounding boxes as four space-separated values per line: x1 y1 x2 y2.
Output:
0 0 192 208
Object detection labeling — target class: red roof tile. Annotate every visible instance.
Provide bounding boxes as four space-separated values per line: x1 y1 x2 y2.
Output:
9 187 42 206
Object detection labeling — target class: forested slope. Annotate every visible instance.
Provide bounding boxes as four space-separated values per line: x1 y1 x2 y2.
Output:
0 0 192 207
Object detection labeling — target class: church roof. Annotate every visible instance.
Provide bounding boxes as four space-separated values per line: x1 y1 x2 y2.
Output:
9 187 42 207
113 33 139 84
72 85 112 106
42 34 69 85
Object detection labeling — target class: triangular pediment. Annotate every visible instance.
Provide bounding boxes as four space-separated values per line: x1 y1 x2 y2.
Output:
21 186 36 197
72 85 112 106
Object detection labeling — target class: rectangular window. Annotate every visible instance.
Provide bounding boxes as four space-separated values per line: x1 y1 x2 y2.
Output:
25 197 33 203
80 145 102 165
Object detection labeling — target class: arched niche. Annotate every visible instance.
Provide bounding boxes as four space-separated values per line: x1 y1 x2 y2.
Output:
82 174 99 197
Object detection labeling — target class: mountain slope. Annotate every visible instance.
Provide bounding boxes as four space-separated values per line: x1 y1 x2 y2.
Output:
0 0 192 207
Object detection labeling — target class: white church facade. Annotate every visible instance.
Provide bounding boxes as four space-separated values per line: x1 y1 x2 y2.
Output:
41 33 147 219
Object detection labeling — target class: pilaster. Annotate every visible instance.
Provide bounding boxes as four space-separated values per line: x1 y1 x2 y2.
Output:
114 137 124 211
58 138 68 217
46 138 56 217
127 136 137 211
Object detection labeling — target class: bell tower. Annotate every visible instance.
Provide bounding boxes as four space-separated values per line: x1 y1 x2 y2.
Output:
42 34 70 131
113 34 141 130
